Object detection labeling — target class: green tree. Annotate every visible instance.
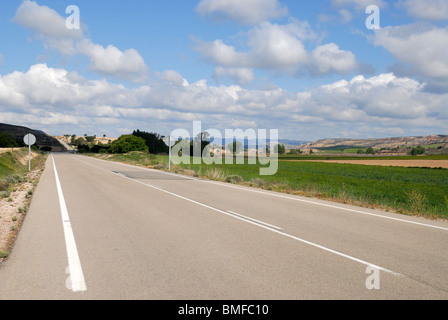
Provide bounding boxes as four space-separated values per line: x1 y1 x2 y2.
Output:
227 141 244 154
110 135 148 154
365 147 375 155
85 136 95 143
0 132 19 148
274 144 286 155
132 130 168 154
410 146 425 156
192 132 211 155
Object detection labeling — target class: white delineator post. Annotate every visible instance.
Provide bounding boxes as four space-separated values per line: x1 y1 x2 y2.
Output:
23 133 36 171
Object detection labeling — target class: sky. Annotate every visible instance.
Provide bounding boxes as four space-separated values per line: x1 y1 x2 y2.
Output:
0 0 447 141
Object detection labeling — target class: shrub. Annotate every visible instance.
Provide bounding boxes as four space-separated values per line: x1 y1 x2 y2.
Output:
110 135 148 154
0 191 10 198
0 251 9 259
251 178 265 188
410 146 426 156
0 180 9 191
225 175 243 184
4 174 26 184
205 167 225 181
406 190 426 214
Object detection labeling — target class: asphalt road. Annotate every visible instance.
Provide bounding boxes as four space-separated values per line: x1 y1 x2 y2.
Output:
0 153 447 300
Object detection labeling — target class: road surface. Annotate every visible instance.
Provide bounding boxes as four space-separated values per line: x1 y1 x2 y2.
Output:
0 153 447 299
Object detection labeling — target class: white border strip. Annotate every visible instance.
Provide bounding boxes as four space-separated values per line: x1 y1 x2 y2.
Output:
52 154 87 292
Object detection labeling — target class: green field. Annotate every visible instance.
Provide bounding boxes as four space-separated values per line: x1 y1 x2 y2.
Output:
278 154 448 161
90 152 448 219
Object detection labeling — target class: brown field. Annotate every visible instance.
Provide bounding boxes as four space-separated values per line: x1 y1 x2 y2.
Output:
296 159 448 168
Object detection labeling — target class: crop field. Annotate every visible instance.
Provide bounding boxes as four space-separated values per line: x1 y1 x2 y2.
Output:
90 152 448 220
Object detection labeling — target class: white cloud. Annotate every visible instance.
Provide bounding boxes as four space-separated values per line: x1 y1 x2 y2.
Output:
373 24 448 86
1 63 446 140
212 67 255 85
338 9 353 23
14 0 83 55
310 43 358 75
76 40 149 82
401 0 448 21
196 0 288 25
14 1 149 82
156 70 189 87
195 20 360 76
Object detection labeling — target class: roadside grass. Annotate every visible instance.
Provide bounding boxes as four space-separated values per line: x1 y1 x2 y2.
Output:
87 152 448 220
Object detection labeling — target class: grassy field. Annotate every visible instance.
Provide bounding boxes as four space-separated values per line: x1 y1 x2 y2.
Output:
89 152 448 220
278 154 448 160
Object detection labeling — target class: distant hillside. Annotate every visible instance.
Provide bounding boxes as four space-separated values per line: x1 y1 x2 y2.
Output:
299 134 448 155
0 123 66 152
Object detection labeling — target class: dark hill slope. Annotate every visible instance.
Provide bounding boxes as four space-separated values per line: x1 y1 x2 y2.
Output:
0 123 65 152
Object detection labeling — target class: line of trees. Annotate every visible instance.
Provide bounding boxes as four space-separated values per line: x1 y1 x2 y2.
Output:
72 130 169 155
0 132 19 148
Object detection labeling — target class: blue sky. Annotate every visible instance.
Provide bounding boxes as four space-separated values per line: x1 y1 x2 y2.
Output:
0 0 447 141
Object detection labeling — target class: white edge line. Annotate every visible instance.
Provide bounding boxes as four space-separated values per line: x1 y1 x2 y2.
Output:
107 170 402 277
81 155 448 232
227 210 283 230
52 154 87 292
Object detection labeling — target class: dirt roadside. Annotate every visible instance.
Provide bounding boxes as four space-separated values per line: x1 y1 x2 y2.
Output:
0 155 46 261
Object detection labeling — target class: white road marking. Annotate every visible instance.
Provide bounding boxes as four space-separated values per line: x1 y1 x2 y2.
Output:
52 154 87 292
227 210 283 230
81 155 448 232
107 170 402 277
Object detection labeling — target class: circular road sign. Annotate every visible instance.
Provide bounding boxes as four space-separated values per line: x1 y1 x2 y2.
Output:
23 133 36 146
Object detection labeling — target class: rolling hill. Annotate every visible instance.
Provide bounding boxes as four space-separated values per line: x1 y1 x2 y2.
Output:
0 123 66 152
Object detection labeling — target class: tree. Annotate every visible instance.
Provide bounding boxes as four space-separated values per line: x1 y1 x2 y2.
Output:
132 130 168 154
110 135 148 154
288 148 302 155
227 141 243 154
274 144 286 155
410 146 425 156
192 132 211 155
0 132 19 148
74 137 87 147
365 147 375 155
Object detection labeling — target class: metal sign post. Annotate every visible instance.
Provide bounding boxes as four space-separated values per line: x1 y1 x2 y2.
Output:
163 136 175 171
23 133 36 171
